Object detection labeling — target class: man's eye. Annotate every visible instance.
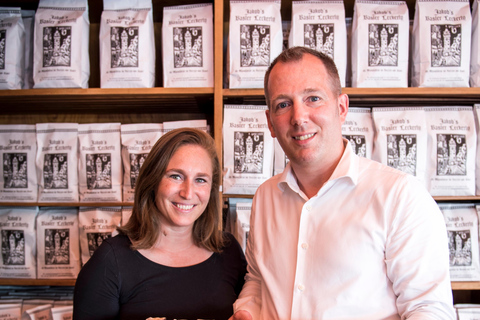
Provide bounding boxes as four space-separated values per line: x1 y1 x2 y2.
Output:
309 96 320 102
276 102 289 110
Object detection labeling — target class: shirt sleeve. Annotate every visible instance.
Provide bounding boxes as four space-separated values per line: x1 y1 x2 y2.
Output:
233 197 262 319
73 240 121 320
385 175 455 320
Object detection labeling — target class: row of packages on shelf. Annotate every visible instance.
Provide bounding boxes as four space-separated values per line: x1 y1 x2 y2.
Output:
0 120 208 203
222 104 480 197
227 199 480 283
2 0 480 89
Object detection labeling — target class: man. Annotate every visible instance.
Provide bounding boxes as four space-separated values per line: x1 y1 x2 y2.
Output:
229 47 455 320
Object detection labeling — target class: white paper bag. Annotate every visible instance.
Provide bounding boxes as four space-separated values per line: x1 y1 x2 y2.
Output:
289 0 347 87
33 0 90 88
412 0 471 87
229 0 283 88
471 0 480 87
0 7 25 90
162 3 214 88
21 10 35 89
100 0 155 88
0 303 21 320
342 107 374 159
235 201 252 253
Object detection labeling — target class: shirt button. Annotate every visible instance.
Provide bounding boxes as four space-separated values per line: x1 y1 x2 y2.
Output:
298 284 305 291
301 243 309 250
305 205 312 211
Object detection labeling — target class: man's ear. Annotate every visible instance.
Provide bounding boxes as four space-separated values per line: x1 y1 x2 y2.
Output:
338 93 349 123
265 109 277 138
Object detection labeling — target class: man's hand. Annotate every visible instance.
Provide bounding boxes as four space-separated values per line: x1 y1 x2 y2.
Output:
228 310 253 320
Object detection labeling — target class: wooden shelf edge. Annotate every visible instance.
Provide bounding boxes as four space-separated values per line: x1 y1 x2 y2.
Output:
452 282 480 290
0 279 75 286
0 202 134 207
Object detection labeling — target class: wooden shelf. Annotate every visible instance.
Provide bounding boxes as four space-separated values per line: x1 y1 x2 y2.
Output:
0 279 75 286
452 282 480 290
0 202 133 207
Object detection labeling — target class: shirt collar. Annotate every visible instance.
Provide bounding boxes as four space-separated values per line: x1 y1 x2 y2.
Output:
277 138 358 195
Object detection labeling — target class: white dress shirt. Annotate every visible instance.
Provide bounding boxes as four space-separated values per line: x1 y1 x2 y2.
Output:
234 142 455 320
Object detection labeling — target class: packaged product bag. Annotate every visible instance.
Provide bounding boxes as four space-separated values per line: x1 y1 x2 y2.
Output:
371 107 428 185
223 104 274 194
0 303 21 320
342 107 374 159
351 0 409 87
78 207 121 265
33 0 90 88
51 305 72 320
78 123 122 202
471 0 480 87
36 123 79 203
289 0 347 87
0 125 37 202
162 119 208 133
228 0 283 89
121 123 163 202
22 304 53 320
99 0 155 88
425 106 476 196
456 304 480 320
36 207 81 279
440 203 480 281
412 0 471 87
21 10 35 89
475 104 480 195
273 138 288 176
121 206 132 226
235 201 252 253
162 3 214 88
0 7 25 90
0 206 37 279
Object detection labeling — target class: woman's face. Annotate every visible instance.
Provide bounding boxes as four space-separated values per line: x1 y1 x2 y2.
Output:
155 144 213 231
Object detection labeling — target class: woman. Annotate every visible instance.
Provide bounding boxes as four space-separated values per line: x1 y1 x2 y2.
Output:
73 128 247 320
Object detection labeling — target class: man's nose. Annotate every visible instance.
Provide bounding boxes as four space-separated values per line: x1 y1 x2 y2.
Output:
291 103 308 126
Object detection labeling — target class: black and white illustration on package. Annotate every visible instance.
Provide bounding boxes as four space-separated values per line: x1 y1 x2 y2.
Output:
43 154 68 189
448 230 472 266
431 24 462 67
387 134 417 176
110 27 139 68
304 24 334 59
86 153 112 189
1 230 25 265
240 25 270 67
87 232 111 257
129 153 147 188
42 26 71 67
0 30 5 69
344 135 367 158
234 132 264 174
173 26 203 68
368 24 398 67
3 153 27 188
44 229 70 265
437 134 467 176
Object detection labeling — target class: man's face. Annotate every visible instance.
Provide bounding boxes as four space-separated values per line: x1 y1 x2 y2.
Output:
265 54 348 170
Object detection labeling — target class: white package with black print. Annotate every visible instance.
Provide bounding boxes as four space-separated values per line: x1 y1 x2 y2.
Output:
351 0 409 88
235 201 252 253
21 10 35 89
0 125 37 202
471 0 480 87
36 207 81 279
456 305 480 320
162 3 213 88
371 107 428 186
0 207 37 279
0 303 21 320
425 106 476 196
475 104 480 195
22 304 53 320
78 123 122 202
162 119 208 133
228 0 283 89
223 105 274 195
412 0 471 87
273 138 288 176
100 0 155 88
0 7 25 90
51 306 72 320
78 207 121 265
289 0 347 87
33 0 89 88
342 107 374 159
121 206 132 226
440 203 480 281
36 123 78 202
121 123 163 202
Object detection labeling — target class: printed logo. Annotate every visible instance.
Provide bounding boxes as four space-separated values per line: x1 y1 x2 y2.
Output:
3 153 28 189
387 134 417 176
174 26 203 68
240 25 270 67
234 132 264 173
448 230 472 266
304 24 334 59
1 230 25 265
343 135 367 158
129 153 147 188
368 24 399 67
431 24 462 67
45 229 70 265
86 153 112 189
0 29 6 70
110 26 139 68
43 153 68 189
436 134 467 175
42 26 71 67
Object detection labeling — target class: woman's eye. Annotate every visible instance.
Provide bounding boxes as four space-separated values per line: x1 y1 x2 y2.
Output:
170 174 182 180
196 178 208 184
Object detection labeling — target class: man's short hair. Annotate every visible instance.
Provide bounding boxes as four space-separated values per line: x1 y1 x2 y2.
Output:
264 46 342 109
